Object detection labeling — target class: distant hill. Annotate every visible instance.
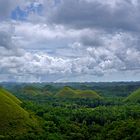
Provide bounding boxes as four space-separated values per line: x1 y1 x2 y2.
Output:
21 85 52 96
22 85 42 96
0 87 40 138
43 85 60 94
55 86 101 99
55 87 76 98
124 88 140 102
76 90 101 99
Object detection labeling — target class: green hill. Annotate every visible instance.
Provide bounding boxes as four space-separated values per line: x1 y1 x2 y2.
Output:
0 87 21 104
43 85 60 94
76 90 101 99
55 87 76 98
55 86 101 99
21 85 52 96
124 88 140 102
22 85 42 96
0 87 40 138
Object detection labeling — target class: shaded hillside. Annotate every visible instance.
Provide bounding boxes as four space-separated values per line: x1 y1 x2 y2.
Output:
55 86 101 99
0 87 40 138
22 85 43 96
124 88 140 103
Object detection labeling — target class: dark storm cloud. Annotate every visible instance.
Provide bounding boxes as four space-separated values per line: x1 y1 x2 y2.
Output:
47 0 140 32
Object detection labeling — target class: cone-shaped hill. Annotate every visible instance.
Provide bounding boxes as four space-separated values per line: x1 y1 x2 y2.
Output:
55 86 101 99
0 87 40 137
124 88 140 103
76 90 101 99
55 87 76 98
21 85 52 96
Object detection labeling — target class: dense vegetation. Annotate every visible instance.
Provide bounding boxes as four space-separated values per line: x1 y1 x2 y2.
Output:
0 82 140 139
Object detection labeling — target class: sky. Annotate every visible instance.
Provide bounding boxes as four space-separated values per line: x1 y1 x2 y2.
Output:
0 0 140 82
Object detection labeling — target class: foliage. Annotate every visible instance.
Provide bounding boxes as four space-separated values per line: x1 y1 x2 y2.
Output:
0 82 140 139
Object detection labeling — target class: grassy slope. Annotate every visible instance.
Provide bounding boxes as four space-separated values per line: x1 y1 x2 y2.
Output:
0 88 39 136
124 88 140 102
76 90 101 99
22 86 42 96
55 87 76 98
56 86 101 99
22 85 52 96
0 87 21 104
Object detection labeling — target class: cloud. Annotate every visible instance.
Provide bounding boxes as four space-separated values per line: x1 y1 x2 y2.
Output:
0 0 21 20
0 0 140 82
0 22 24 57
0 29 139 82
44 0 140 32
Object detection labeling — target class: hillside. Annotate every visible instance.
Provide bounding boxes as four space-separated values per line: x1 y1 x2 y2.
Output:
0 87 40 138
0 87 21 104
124 88 140 102
55 87 76 98
55 86 101 99
19 85 52 97
76 90 101 99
